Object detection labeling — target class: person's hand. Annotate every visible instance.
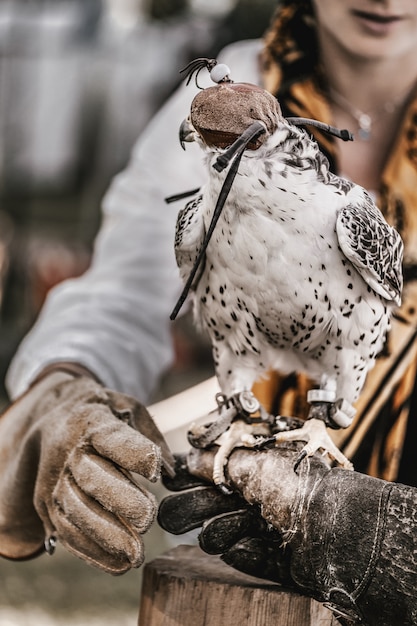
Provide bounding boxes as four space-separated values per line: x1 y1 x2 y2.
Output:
0 370 174 574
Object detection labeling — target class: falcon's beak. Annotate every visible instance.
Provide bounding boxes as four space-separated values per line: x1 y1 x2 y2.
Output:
179 117 196 150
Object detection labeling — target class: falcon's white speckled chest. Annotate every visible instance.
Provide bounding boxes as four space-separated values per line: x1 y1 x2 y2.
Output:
175 122 402 404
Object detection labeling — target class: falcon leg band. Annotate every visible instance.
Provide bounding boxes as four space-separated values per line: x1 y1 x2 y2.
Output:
187 390 274 450
306 395 356 430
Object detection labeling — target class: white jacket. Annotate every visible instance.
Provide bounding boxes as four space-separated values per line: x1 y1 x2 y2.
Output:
6 39 263 402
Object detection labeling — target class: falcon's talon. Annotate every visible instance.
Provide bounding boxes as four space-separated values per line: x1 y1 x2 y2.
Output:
217 482 234 496
293 449 308 473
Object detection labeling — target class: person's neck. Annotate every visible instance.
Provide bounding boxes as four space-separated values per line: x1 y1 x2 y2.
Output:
319 41 417 117
317 41 417 190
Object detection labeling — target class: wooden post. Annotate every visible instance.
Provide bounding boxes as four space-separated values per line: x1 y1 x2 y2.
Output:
139 545 338 626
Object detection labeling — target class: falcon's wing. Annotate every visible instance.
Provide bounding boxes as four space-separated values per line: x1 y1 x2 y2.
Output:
174 194 206 281
336 193 403 306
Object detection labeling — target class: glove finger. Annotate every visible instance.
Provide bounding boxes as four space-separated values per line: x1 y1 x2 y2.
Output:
70 448 157 534
89 417 161 482
161 453 210 491
53 514 144 575
199 509 260 554
105 390 175 477
158 486 246 534
49 470 147 569
222 536 293 586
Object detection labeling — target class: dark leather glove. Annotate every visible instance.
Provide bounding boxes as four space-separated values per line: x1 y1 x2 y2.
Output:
159 444 417 626
0 370 174 574
158 449 299 587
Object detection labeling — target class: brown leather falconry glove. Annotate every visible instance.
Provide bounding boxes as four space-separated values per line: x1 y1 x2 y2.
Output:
0 369 174 575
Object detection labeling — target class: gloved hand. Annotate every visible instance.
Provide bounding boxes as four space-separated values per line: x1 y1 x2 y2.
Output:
0 369 174 574
159 451 296 586
158 445 328 589
159 444 416 626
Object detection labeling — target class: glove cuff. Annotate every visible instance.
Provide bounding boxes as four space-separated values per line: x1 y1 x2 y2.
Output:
290 469 415 624
29 361 101 389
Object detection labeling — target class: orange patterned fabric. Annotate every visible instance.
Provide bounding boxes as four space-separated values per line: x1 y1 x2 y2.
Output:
250 3 417 480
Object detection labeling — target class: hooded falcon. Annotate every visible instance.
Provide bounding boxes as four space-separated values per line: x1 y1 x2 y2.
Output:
172 59 403 489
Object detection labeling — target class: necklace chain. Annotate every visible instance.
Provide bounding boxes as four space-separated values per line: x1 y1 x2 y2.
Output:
328 86 407 141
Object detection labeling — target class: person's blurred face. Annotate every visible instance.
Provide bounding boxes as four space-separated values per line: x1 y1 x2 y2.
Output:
311 0 417 61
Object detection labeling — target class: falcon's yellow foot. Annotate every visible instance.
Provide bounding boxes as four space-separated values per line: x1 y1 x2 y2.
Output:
273 417 353 471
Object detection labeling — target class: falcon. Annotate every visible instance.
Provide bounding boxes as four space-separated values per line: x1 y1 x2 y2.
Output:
171 59 403 491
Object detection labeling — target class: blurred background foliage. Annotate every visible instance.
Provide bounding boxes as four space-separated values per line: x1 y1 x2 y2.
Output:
0 1 277 624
